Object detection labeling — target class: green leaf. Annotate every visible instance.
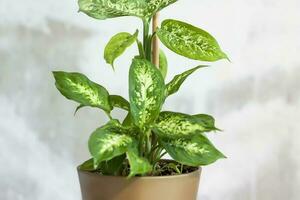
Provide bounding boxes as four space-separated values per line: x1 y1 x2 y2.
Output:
104 31 138 69
193 114 221 131
88 120 133 168
79 158 95 171
53 71 112 112
99 154 126 175
78 0 177 20
159 49 168 79
161 135 226 166
122 112 134 127
129 58 166 128
109 95 130 111
153 111 216 139
157 19 228 61
166 65 207 97
127 141 152 177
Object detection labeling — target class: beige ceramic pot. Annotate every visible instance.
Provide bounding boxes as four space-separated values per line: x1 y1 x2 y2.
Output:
77 166 201 200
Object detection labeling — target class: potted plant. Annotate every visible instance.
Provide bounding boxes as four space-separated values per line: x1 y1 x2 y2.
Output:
53 1 228 199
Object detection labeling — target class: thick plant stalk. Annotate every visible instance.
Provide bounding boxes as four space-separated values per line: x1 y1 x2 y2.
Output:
152 13 159 67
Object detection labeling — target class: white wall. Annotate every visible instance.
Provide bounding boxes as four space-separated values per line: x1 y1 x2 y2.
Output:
0 0 299 199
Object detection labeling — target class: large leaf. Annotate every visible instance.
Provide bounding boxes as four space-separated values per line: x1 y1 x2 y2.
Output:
127 141 152 177
53 71 112 112
78 0 177 20
157 19 228 61
104 31 138 69
166 65 207 97
153 111 216 139
109 95 130 111
129 58 165 128
159 49 168 79
88 120 133 168
161 135 226 166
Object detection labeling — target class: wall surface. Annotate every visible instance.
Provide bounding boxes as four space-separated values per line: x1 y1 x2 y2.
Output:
0 0 299 199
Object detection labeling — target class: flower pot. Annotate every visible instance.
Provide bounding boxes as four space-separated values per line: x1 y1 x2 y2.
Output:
77 166 201 200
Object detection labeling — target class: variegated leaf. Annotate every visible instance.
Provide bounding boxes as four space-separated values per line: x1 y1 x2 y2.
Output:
157 19 228 61
129 58 165 128
153 111 216 139
109 95 130 111
78 0 177 20
193 114 220 131
104 31 138 69
159 49 168 79
53 71 112 112
166 65 207 97
161 135 226 166
127 141 152 177
88 120 133 168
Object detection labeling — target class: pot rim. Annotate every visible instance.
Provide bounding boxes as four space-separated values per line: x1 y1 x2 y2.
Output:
77 161 201 180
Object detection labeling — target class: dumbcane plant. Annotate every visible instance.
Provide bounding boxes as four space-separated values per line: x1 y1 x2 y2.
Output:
53 0 228 177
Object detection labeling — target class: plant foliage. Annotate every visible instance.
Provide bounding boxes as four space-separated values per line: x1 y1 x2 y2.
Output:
53 0 228 177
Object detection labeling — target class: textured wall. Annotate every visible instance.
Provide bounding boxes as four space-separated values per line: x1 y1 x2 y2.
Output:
0 0 299 199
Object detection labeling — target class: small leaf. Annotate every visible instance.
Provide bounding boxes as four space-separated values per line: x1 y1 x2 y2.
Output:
166 65 207 97
79 158 95 171
159 49 168 79
78 0 177 20
127 141 152 177
104 31 138 69
129 58 166 128
99 154 126 175
161 135 226 166
153 111 216 139
109 95 130 111
157 19 228 61
193 114 221 131
53 71 112 112
88 120 133 168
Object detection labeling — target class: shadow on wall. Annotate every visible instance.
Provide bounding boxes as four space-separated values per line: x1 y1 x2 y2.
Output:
0 19 105 200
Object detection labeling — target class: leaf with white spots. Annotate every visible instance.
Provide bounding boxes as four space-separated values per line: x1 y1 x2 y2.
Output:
78 0 177 20
152 111 218 139
161 135 226 166
129 58 166 128
109 95 130 111
104 31 138 69
159 49 168 79
53 71 112 113
157 19 228 61
127 141 152 177
166 65 207 97
88 120 133 168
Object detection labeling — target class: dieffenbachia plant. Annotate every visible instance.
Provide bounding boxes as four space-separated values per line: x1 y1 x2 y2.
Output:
53 0 228 177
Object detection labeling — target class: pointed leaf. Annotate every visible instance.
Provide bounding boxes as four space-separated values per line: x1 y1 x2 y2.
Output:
79 158 95 171
159 49 168 79
127 141 152 177
166 65 207 96
88 120 133 168
153 111 216 139
78 0 177 20
129 58 165 128
74 104 85 116
53 71 112 112
157 19 228 61
109 95 130 111
193 114 220 131
161 135 226 166
104 31 138 69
